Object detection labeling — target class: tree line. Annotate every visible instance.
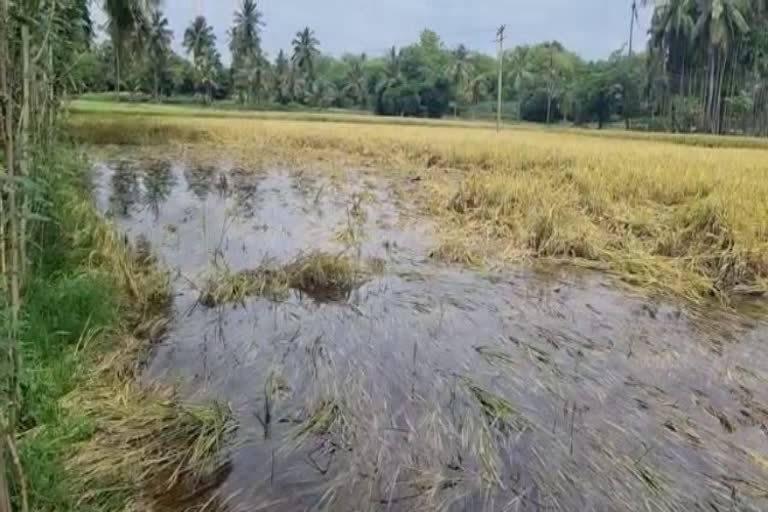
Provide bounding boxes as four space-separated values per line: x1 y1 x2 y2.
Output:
71 0 768 135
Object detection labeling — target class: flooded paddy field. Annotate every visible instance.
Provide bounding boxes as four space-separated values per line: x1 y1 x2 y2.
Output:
93 149 768 512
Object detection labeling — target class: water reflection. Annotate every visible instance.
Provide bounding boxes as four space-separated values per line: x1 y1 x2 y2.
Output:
107 158 178 220
143 159 176 220
109 160 141 216
184 164 219 200
229 167 260 217
93 155 768 512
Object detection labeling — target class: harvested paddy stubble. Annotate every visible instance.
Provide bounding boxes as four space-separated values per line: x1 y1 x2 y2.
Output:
70 114 768 302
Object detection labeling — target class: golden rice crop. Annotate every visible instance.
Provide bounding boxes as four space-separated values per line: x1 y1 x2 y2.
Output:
69 111 768 303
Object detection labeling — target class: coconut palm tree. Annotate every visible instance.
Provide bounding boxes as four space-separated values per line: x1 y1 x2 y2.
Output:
504 46 533 119
450 44 474 101
273 49 292 103
651 0 695 93
292 27 320 80
505 46 533 100
234 55 269 104
102 0 160 97
194 47 220 104
385 46 401 81
231 0 262 62
147 9 172 101
652 0 696 48
373 46 403 108
342 55 367 107
693 0 751 132
184 15 216 63
230 1 264 103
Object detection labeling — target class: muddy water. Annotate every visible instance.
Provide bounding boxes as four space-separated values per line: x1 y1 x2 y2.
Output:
94 152 768 512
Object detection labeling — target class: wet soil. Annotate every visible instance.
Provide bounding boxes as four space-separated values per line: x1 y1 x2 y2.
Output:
94 151 768 512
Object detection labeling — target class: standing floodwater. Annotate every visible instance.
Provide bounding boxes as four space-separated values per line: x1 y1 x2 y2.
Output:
94 152 768 512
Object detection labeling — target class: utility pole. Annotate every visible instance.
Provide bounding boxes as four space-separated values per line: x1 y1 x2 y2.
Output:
496 25 505 132
627 0 639 130
628 0 638 56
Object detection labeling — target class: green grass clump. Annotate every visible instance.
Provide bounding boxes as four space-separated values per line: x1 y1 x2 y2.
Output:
199 251 374 306
199 267 291 306
19 272 118 430
285 251 366 301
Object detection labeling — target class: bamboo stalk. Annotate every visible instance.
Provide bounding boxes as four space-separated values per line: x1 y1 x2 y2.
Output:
0 0 16 318
0 0 20 438
0 0 16 507
47 45 53 140
6 435 28 512
20 25 29 282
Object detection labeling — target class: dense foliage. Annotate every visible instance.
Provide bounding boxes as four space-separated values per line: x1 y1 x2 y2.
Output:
71 1 768 134
647 0 768 134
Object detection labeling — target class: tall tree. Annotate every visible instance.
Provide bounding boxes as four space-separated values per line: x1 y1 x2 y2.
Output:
450 44 474 102
505 45 533 118
374 46 402 109
183 15 215 63
693 0 751 132
273 49 292 103
230 0 264 103
102 0 159 97
292 27 320 80
184 16 218 103
342 54 368 107
231 0 263 63
384 46 401 81
652 0 695 93
194 47 220 103
234 58 268 104
146 9 172 101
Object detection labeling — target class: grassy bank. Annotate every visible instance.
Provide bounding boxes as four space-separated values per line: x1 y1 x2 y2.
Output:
8 147 235 511
67 111 768 303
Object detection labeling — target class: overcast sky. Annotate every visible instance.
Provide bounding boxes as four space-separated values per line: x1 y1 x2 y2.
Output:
97 1 653 63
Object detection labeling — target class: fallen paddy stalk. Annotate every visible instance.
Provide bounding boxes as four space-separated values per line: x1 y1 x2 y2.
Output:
68 112 768 303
